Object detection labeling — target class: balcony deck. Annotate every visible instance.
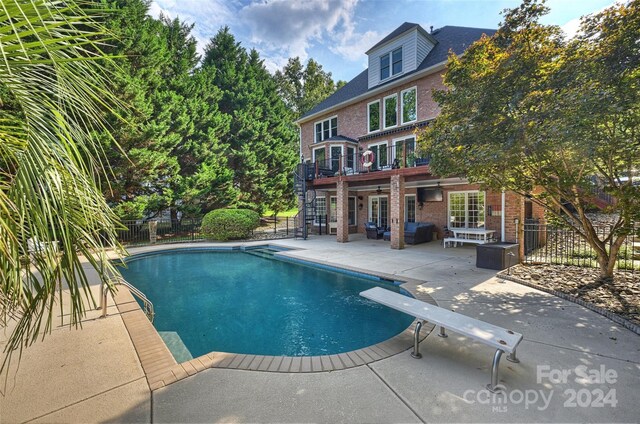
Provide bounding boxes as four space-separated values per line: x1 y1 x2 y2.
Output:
310 164 434 188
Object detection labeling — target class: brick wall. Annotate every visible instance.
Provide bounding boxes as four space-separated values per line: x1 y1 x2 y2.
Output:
299 71 446 160
346 184 526 241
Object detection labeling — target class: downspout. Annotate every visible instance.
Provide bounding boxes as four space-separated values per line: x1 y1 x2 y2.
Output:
298 124 302 162
501 191 506 242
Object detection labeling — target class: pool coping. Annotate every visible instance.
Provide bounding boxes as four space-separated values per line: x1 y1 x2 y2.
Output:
112 243 438 391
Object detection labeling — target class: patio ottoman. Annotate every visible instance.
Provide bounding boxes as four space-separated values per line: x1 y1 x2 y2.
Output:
476 242 519 270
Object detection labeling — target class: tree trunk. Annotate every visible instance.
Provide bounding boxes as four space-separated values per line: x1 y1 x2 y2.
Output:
595 234 626 283
596 251 615 282
170 208 179 230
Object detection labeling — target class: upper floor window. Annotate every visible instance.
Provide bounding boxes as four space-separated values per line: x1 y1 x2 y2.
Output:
314 116 338 142
401 87 417 124
380 47 403 81
380 54 390 80
392 47 403 75
384 94 397 128
368 101 380 133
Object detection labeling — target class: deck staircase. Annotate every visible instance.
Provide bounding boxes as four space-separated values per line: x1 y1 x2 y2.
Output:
293 163 316 240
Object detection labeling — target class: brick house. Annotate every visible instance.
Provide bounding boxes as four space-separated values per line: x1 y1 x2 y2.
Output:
294 23 544 250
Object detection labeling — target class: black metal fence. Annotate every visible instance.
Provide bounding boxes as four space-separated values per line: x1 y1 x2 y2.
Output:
117 216 296 246
523 222 639 273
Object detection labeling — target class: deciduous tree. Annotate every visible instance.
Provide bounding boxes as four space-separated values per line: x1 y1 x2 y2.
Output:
275 57 340 117
418 0 639 281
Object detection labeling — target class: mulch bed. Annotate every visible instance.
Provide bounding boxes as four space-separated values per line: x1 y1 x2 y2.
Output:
502 264 640 327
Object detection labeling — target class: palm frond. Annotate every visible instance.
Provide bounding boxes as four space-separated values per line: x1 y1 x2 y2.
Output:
0 0 126 371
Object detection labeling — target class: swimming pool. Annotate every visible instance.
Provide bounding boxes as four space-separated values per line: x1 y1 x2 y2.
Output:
119 247 414 361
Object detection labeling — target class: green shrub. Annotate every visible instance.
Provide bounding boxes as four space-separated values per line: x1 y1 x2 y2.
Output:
201 209 260 241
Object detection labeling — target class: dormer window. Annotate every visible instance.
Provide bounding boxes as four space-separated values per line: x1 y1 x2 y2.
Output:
380 47 403 81
380 54 390 80
392 47 403 75
367 23 437 89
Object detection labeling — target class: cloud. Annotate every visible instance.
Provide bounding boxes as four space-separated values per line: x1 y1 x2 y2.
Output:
559 1 618 39
150 0 237 55
239 0 372 62
149 0 379 75
329 29 380 63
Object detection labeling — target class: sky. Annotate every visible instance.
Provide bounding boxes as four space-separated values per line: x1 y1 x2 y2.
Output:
149 0 617 83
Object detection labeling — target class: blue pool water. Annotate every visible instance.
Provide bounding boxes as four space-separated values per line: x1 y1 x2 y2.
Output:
119 248 414 359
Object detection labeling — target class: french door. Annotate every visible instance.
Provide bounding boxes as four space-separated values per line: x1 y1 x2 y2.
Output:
369 195 388 228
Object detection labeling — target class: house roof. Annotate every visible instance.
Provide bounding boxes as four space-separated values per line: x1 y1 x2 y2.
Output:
365 22 436 54
298 25 496 123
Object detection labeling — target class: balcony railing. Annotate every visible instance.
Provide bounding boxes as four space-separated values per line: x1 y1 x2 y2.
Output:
308 144 430 179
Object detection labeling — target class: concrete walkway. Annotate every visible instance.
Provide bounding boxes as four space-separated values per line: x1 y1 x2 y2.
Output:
1 235 639 423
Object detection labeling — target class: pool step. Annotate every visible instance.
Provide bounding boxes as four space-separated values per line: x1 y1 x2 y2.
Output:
159 331 193 363
244 248 278 259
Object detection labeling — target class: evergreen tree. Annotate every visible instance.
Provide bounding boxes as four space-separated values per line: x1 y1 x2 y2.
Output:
100 1 234 219
203 28 298 214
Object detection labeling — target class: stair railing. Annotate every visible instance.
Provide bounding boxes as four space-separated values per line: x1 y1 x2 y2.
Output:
100 276 155 323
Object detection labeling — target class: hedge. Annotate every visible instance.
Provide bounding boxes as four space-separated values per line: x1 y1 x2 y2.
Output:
201 209 260 241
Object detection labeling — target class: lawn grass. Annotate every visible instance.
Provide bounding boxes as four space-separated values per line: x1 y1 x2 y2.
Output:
262 208 298 217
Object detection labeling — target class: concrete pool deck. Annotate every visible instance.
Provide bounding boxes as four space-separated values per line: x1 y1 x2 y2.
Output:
1 235 639 423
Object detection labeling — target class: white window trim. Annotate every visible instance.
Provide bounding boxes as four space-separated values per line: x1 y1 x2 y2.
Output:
447 190 486 229
314 122 322 144
348 196 357 226
368 140 389 169
313 115 338 143
383 94 398 129
379 47 404 84
391 47 403 77
392 135 415 162
328 144 344 172
379 52 390 82
400 86 417 125
367 100 381 133
329 196 358 226
315 196 327 225
368 194 389 227
404 194 416 223
312 146 326 163
329 196 337 223
328 144 344 159
345 146 356 170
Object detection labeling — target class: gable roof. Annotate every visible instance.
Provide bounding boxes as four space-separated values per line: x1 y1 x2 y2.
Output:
298 25 496 123
365 22 436 54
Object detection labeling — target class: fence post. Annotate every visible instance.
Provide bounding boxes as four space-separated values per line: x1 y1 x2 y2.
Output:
286 217 289 236
516 219 524 263
274 214 277 234
149 221 157 244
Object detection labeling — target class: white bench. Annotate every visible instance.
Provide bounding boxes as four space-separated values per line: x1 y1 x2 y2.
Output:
27 237 59 255
443 237 488 248
360 287 523 392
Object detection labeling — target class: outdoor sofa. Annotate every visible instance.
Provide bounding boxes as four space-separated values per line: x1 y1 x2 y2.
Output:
365 222 386 239
381 222 435 244
404 222 435 244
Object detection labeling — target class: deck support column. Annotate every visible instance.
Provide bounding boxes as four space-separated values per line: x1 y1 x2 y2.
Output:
336 179 349 243
390 175 405 250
